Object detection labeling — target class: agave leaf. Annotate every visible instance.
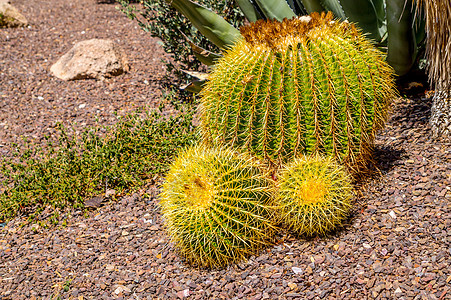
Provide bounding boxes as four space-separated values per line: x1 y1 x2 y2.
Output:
286 0 308 15
386 0 417 75
299 0 325 13
180 70 209 93
254 0 296 21
166 0 241 50
182 70 210 81
190 43 223 66
339 0 386 41
180 81 206 93
180 31 222 66
236 0 263 22
413 5 426 46
319 0 345 19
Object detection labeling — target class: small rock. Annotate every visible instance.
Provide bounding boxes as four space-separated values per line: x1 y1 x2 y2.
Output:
114 285 131 295
176 289 190 298
363 243 372 249
372 261 384 273
0 1 28 28
356 278 366 285
388 210 397 219
314 255 325 264
50 39 128 81
84 196 103 208
105 189 116 198
106 264 115 271
291 267 303 274
288 282 297 290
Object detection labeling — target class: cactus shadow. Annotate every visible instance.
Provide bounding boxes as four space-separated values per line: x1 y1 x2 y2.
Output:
390 95 432 129
393 71 432 128
371 145 405 175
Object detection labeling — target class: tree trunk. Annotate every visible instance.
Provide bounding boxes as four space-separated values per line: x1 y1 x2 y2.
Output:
430 90 451 141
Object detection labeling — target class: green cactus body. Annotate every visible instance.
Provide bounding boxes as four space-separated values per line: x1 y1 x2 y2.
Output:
199 12 397 170
275 155 353 236
159 145 277 268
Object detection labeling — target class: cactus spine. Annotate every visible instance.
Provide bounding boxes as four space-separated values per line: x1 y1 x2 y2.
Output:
199 12 397 170
275 155 353 236
160 145 277 268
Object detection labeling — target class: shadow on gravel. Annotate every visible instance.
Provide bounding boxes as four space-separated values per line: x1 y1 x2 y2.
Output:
372 145 405 174
391 95 432 128
392 71 432 128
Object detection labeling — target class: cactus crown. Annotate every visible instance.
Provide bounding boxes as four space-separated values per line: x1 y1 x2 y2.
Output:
240 12 357 50
200 12 397 171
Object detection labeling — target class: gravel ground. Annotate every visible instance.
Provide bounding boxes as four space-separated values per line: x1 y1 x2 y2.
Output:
1 1 450 299
0 0 170 148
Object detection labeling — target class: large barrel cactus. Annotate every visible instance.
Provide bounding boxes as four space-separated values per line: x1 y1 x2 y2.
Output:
199 12 397 170
159 145 277 268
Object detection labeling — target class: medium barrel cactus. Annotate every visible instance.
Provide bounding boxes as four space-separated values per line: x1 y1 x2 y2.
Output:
275 155 353 236
199 12 397 170
159 145 277 268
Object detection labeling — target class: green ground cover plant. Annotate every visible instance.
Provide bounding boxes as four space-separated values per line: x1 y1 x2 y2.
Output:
0 97 196 223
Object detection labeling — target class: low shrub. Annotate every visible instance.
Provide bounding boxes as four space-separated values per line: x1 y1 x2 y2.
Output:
0 97 196 223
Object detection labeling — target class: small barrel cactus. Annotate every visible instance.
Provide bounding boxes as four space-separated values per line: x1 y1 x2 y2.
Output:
275 155 353 236
159 144 277 268
199 12 397 170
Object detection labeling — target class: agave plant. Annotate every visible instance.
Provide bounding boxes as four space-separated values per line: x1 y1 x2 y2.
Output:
162 0 425 91
415 0 450 140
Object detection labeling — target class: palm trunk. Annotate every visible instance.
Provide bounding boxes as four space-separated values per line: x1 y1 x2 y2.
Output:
430 90 451 141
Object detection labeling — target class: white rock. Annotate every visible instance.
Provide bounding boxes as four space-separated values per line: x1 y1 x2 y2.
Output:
291 267 303 274
389 210 397 219
50 39 128 81
114 285 131 295
0 1 28 28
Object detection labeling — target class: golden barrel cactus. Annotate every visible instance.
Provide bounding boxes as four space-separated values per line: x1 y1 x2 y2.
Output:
275 155 353 236
199 12 397 171
159 145 277 268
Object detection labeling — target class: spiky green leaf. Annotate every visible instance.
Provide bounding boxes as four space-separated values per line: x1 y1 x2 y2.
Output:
286 0 308 15
386 0 417 75
339 0 385 41
166 0 241 49
319 0 346 19
183 35 222 66
300 0 325 13
236 0 262 22
254 0 296 21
